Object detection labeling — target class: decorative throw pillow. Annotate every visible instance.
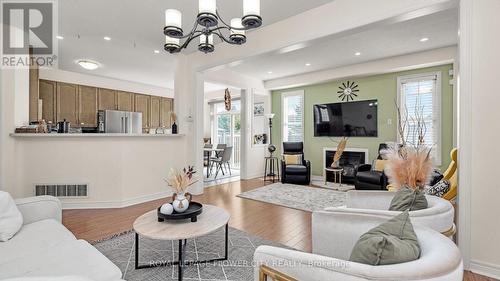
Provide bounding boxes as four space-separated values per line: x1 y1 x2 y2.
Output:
429 170 444 186
0 191 23 242
372 159 388 172
426 180 451 197
389 185 428 211
349 210 421 265
284 154 302 165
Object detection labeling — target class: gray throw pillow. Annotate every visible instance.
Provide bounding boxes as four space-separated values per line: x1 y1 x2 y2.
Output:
349 211 421 265
389 185 428 211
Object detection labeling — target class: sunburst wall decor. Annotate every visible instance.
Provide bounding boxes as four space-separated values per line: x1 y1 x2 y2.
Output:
337 81 359 101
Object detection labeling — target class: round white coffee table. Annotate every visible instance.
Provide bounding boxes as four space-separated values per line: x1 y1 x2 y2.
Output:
133 204 230 281
325 167 344 186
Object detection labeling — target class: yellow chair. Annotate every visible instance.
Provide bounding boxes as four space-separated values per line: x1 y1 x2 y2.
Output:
442 148 458 200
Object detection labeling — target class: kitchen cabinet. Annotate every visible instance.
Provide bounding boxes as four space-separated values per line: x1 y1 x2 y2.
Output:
57 83 79 125
150 96 161 128
134 94 150 128
98 88 116 110
29 63 39 122
160 98 173 128
39 80 56 123
78 85 98 127
117 91 134 111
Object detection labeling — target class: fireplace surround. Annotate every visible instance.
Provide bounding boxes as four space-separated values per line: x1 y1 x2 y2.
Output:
323 148 369 184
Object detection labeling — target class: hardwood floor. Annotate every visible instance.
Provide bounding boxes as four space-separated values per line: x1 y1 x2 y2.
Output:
63 178 495 281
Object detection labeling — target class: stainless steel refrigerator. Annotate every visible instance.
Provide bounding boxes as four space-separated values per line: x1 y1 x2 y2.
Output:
103 110 142 134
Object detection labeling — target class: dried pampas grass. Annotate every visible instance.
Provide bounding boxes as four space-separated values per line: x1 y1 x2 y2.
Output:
332 137 348 167
383 145 433 191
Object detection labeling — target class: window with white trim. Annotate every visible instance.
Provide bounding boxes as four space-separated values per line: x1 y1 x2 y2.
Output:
281 91 304 142
398 72 442 164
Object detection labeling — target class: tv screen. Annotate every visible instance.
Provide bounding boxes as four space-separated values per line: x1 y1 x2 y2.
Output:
313 100 378 137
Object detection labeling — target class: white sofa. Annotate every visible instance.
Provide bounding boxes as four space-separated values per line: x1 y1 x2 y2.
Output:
0 196 123 281
254 211 463 281
327 190 456 236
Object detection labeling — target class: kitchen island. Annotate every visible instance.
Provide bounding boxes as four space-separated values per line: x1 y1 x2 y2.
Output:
10 133 188 209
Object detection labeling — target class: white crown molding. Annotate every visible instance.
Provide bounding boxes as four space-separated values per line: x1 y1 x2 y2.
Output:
265 46 457 90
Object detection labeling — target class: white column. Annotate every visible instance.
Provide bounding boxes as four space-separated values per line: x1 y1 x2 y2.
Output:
174 56 204 195
459 0 500 277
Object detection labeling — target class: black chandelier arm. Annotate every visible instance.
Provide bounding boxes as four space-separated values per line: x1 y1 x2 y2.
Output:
215 10 250 31
213 29 240 45
178 32 205 50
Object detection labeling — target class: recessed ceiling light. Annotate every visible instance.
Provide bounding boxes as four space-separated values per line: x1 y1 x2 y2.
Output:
305 63 311 66
56 35 64 40
103 36 111 41
420 37 429 42
154 50 160 54
355 52 361 56
267 71 273 74
77 60 100 70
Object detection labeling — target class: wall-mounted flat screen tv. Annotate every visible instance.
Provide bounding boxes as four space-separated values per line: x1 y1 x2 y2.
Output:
313 100 378 137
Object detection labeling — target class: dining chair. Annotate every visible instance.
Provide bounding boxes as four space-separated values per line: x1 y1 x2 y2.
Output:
212 146 233 179
204 143 213 167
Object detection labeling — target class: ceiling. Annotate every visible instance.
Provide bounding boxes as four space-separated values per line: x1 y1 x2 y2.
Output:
226 9 459 81
56 0 334 89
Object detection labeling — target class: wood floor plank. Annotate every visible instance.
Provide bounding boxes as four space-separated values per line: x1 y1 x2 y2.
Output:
63 178 495 281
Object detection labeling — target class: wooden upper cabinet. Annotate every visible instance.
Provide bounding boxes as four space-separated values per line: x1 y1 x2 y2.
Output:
160 97 173 128
29 64 39 122
150 96 161 128
78 86 98 127
117 91 134 111
56 83 79 124
134 94 150 128
98 88 116 110
39 80 56 123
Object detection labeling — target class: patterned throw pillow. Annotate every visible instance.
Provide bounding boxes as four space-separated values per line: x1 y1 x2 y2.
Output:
283 154 302 165
426 180 451 197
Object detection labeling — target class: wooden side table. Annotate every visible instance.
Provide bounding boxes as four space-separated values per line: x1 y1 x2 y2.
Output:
325 167 344 186
264 156 280 182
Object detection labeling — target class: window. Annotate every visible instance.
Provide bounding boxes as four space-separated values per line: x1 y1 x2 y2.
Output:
398 72 441 164
281 90 304 142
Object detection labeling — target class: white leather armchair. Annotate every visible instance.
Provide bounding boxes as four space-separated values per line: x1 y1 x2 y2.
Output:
254 212 463 281
327 190 456 237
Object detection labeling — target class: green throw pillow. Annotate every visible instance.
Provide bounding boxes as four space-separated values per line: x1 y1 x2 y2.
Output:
349 211 421 265
389 185 428 211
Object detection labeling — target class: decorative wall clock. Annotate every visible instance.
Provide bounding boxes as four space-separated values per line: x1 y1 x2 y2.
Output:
224 88 232 111
337 81 359 101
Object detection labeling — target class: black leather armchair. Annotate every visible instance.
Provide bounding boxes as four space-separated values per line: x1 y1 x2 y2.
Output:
281 142 311 185
355 143 388 190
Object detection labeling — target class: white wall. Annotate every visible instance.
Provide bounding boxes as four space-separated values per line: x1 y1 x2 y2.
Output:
459 0 500 278
12 136 186 208
40 68 174 98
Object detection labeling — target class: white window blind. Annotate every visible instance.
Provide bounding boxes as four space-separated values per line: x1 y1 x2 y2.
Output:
398 73 441 164
282 91 304 142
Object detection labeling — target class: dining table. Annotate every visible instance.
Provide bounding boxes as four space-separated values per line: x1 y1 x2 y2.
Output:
203 148 224 178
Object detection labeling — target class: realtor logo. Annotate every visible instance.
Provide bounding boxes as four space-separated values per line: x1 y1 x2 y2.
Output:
1 1 57 68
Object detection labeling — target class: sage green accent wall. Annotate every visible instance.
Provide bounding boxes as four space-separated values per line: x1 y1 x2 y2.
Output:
271 64 454 176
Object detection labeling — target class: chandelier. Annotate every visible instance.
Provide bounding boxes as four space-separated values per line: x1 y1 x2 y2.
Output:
163 0 262 54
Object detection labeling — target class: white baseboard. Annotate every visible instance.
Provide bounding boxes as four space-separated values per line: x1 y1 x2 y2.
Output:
61 191 173 209
241 172 264 180
470 260 500 279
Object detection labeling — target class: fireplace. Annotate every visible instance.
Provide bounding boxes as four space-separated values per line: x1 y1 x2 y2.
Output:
323 148 369 184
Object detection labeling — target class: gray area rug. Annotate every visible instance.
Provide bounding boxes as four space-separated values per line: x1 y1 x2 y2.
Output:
95 227 283 281
237 183 347 212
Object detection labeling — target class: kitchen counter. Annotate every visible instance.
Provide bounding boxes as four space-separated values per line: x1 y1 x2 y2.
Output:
10 133 185 138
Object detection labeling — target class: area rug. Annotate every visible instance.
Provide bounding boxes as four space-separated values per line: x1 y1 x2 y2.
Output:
237 183 347 212
94 227 284 281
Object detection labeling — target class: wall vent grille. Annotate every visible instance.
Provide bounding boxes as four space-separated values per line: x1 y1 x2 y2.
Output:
34 184 88 197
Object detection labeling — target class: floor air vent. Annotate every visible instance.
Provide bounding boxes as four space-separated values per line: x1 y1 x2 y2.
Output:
34 184 88 197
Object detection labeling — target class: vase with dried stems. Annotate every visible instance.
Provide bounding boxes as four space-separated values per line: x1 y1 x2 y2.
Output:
164 166 197 213
384 100 434 191
331 137 348 168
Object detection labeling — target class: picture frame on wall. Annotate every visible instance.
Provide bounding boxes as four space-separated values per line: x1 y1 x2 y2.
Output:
254 102 264 116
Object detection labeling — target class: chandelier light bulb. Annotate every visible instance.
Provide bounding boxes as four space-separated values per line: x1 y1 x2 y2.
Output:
199 0 216 15
164 36 180 53
242 0 262 28
164 9 183 37
199 34 215 53
230 18 246 45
